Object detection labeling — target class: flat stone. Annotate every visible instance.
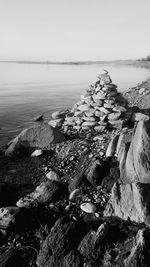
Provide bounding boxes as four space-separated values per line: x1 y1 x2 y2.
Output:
113 106 127 113
95 110 105 117
99 107 111 114
31 149 43 157
80 202 96 213
104 103 114 109
108 119 124 129
83 116 96 122
108 112 121 121
73 125 81 131
52 109 69 119
77 104 90 112
84 108 95 117
94 125 106 132
82 121 97 127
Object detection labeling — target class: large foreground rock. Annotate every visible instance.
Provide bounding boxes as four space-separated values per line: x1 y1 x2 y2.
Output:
5 123 65 156
126 120 150 183
36 216 85 267
104 181 150 225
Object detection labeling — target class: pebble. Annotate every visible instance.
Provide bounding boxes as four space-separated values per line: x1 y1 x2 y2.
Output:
46 171 59 181
31 149 43 157
80 202 97 213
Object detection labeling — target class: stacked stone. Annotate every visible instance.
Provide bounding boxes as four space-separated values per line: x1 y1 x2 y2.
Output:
62 70 128 133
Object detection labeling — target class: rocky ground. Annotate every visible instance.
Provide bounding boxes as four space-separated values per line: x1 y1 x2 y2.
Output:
1 74 150 266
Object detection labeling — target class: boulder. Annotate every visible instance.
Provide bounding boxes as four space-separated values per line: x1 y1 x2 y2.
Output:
5 124 65 156
36 217 85 267
126 120 150 183
16 180 59 208
104 181 150 225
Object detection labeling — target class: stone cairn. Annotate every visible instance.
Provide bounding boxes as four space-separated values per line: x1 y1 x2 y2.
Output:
50 70 129 134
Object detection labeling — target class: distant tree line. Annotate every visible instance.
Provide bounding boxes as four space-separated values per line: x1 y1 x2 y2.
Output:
138 55 150 61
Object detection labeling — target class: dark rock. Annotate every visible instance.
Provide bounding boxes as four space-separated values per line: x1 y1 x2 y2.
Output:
5 123 65 156
85 158 110 187
34 114 44 121
36 216 86 267
63 250 83 267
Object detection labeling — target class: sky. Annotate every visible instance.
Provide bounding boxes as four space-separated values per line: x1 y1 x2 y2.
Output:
0 0 150 61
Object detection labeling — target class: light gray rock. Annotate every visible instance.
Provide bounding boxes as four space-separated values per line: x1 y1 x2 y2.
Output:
139 87 146 94
46 171 59 181
5 124 65 156
113 106 127 113
48 118 64 128
126 120 150 183
80 202 96 213
52 109 69 119
94 125 106 132
104 181 150 225
108 112 121 121
106 134 119 157
99 107 111 114
82 121 97 127
0 207 20 229
16 180 59 208
83 116 96 122
77 104 90 112
131 112 149 122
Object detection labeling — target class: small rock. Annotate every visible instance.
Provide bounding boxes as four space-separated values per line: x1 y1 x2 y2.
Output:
0 207 20 229
139 87 146 94
46 171 59 181
31 149 43 157
80 202 97 213
34 114 44 121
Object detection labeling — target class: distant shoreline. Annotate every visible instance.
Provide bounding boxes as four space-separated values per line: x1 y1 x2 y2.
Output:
0 59 150 69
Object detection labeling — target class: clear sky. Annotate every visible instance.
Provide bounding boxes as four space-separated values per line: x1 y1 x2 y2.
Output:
0 0 150 61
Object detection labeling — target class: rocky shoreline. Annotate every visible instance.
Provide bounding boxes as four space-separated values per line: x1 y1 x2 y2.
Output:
1 72 150 267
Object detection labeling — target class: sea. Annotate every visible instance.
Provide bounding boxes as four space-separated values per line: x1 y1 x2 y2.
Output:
0 62 150 147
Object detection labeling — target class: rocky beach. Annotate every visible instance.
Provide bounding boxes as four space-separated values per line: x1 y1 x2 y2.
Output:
1 71 150 267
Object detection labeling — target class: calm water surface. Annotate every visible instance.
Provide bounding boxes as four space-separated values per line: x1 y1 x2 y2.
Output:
0 62 150 147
